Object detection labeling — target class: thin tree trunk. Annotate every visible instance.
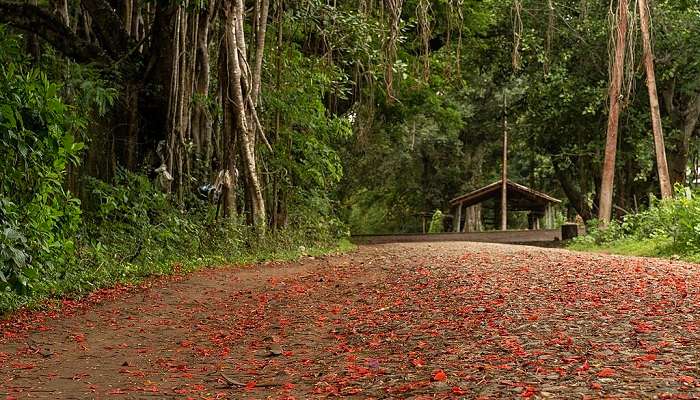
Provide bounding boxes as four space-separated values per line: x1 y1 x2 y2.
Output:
638 0 672 199
599 0 628 226
219 36 237 218
251 0 269 105
223 1 267 228
125 82 139 169
272 0 283 230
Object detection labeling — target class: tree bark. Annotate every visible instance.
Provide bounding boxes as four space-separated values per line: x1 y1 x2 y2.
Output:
554 163 594 222
223 1 267 228
0 1 107 63
501 98 508 231
638 0 672 199
598 0 628 226
251 0 269 105
668 95 700 185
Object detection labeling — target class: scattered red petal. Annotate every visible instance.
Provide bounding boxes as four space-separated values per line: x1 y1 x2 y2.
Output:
521 386 536 398
452 386 468 395
432 370 447 381
411 358 425 367
577 360 590 372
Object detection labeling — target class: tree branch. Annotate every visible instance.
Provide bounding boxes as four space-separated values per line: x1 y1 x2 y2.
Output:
554 162 594 222
79 0 131 59
0 1 108 63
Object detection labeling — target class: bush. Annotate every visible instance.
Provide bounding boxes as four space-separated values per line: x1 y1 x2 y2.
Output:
1 35 85 293
574 186 700 256
0 167 347 314
429 210 445 233
0 27 349 315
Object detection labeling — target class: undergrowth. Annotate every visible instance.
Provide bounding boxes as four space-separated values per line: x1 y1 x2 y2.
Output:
0 32 351 316
0 170 352 315
569 186 700 262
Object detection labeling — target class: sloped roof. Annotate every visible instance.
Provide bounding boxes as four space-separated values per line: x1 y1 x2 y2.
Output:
449 180 561 208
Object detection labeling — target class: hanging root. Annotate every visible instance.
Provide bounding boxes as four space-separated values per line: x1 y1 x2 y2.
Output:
512 0 523 71
545 0 555 75
624 0 639 102
416 0 431 80
384 0 404 100
456 0 464 79
607 0 636 107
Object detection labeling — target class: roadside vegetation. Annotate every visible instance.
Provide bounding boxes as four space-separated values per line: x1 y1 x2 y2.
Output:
569 187 700 262
1 0 700 313
0 29 348 314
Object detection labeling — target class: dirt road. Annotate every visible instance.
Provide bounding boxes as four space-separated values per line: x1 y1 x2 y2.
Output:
1 242 699 399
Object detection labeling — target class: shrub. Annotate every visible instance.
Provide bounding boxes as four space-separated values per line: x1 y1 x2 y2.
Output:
574 186 700 256
429 210 445 233
1 37 85 293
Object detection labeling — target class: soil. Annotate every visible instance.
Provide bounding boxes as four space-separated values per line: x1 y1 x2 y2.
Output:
1 242 699 399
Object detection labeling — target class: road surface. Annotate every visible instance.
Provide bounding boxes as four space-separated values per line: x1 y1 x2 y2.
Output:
1 242 699 398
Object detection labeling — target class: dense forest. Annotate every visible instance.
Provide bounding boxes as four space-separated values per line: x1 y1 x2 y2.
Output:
1 0 700 310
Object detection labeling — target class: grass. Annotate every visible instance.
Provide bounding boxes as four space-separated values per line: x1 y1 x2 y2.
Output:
1 238 356 317
566 236 700 261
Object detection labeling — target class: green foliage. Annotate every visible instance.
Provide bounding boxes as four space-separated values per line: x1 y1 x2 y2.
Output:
0 168 349 314
572 186 700 258
428 210 445 233
342 0 700 234
568 237 673 259
0 31 84 293
0 24 348 314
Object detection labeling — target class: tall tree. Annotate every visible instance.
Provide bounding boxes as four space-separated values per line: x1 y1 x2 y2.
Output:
638 0 672 199
599 0 629 226
221 0 267 228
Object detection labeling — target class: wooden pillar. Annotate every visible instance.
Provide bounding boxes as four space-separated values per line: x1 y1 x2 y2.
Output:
501 96 508 231
501 152 508 231
547 204 554 229
550 205 556 228
464 205 473 232
545 204 556 229
454 203 462 233
463 206 470 232
476 204 483 232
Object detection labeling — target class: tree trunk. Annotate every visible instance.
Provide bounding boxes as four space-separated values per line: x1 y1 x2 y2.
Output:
219 36 237 218
223 0 267 228
598 0 628 226
554 163 594 222
638 0 672 199
251 0 269 105
668 95 700 185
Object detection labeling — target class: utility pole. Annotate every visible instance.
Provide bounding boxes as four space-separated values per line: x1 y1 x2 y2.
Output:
501 94 508 231
638 0 672 199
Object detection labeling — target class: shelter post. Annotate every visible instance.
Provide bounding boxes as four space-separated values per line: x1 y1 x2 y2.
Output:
454 203 463 233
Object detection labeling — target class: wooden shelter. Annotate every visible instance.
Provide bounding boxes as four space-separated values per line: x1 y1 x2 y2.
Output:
450 180 561 232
